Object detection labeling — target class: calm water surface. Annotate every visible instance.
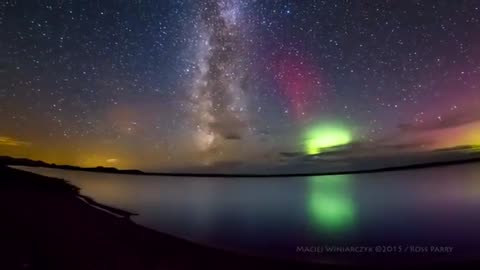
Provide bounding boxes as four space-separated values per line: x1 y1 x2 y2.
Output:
15 164 480 263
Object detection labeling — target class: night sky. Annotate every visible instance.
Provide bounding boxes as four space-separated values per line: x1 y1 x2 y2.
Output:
1 1 480 171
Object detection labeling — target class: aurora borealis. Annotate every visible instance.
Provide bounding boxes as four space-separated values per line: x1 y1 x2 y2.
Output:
1 1 480 171
304 123 352 155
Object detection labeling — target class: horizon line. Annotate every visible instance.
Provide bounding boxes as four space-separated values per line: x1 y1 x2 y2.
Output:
4 154 480 178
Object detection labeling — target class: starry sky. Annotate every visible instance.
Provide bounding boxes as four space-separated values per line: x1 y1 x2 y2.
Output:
1 0 480 172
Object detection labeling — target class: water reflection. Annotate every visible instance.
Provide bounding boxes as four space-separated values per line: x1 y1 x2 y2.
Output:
12 164 480 261
308 175 355 233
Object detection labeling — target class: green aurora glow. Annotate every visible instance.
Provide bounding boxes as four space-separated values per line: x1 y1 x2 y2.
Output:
304 123 352 155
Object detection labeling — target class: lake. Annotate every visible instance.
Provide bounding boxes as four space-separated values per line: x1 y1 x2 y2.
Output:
14 164 480 264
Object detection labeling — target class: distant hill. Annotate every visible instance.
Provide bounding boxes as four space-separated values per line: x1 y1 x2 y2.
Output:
433 145 480 152
2 151 480 178
0 156 144 175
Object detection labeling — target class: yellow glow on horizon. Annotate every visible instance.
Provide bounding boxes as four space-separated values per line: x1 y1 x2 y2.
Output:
467 125 480 145
75 154 126 168
434 121 480 149
0 136 31 147
106 158 119 164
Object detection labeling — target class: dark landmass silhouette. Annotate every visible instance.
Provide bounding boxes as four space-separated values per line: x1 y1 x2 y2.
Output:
0 156 144 174
2 146 480 177
433 145 480 152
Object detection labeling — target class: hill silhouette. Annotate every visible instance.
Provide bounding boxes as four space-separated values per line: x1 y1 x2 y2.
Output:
2 148 480 178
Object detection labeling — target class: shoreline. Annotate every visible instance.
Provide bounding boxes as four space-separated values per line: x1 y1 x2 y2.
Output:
0 165 319 270
3 154 480 178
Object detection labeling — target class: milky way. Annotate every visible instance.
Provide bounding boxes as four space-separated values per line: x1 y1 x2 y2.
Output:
1 1 480 171
190 0 250 160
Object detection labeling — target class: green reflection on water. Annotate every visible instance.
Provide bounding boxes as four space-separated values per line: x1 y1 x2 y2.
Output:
308 175 356 232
